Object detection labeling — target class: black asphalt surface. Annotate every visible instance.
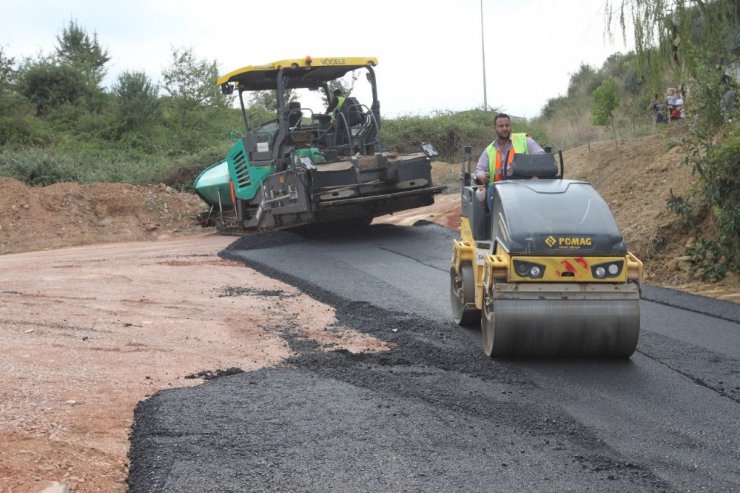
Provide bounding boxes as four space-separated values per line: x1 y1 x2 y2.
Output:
128 223 740 492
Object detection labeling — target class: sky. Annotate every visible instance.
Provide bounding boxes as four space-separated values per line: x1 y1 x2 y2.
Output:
0 0 632 118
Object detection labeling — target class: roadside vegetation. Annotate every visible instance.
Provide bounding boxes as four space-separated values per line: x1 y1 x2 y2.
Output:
0 5 736 280
604 0 738 281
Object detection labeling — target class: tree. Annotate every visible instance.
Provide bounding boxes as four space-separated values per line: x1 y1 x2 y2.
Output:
16 22 110 116
567 63 603 97
0 47 14 88
0 47 38 144
55 19 110 85
18 57 92 116
591 77 621 148
112 71 161 137
249 89 297 113
606 0 739 279
162 48 232 109
606 0 738 125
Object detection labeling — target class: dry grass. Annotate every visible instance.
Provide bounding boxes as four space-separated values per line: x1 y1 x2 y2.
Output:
540 113 609 150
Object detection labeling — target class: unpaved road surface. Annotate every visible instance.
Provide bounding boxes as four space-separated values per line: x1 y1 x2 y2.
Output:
0 235 384 492
128 224 740 492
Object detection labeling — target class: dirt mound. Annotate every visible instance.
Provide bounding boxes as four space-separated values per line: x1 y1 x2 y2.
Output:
0 178 207 255
558 134 736 301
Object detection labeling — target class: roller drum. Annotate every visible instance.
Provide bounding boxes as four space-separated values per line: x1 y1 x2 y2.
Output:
482 283 640 358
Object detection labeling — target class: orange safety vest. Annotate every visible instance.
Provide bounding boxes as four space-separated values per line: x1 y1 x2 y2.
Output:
485 133 529 183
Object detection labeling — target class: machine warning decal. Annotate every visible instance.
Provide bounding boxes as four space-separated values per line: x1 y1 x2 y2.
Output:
557 257 591 277
545 236 593 249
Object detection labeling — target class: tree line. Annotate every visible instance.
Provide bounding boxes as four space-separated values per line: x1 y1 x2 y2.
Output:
0 20 242 186
600 0 738 280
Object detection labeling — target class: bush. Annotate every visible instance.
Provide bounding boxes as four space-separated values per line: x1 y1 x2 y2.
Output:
380 109 547 162
0 147 80 185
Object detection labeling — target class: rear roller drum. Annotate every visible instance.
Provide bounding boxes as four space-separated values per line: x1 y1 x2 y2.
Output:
450 263 480 326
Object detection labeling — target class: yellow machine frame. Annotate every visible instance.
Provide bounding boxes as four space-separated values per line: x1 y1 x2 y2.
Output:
451 216 643 311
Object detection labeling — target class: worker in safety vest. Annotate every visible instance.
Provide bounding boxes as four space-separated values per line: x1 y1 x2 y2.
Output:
474 113 545 208
326 89 346 122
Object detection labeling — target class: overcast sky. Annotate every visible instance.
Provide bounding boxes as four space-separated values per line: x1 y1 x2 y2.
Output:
0 0 632 118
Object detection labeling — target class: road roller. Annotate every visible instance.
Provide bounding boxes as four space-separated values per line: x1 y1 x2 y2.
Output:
449 147 643 357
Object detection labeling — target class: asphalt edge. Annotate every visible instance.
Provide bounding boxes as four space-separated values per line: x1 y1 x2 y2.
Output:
641 284 739 323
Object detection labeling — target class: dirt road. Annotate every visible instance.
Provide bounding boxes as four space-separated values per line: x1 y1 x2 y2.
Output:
0 234 386 493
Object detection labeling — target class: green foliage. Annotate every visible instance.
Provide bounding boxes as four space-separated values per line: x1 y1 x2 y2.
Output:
567 64 604 97
18 58 94 116
536 51 659 150
541 95 568 120
112 71 161 138
0 47 14 86
591 77 621 149
162 48 232 109
591 77 621 128
687 239 727 282
249 90 297 112
607 0 740 280
249 91 279 111
0 147 80 185
380 109 547 162
0 48 42 145
623 66 643 95
666 189 699 228
380 110 489 160
679 127 740 275
55 19 110 85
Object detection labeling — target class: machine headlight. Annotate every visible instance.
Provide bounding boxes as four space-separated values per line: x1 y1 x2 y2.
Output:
591 261 624 279
513 260 545 279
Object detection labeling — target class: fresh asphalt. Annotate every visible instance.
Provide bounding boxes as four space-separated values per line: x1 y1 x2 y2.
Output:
128 223 740 492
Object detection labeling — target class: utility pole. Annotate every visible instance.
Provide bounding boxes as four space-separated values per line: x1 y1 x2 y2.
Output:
480 0 488 111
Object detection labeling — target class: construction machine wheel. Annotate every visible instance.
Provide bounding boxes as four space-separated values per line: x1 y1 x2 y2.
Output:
450 263 480 326
481 289 519 357
481 290 499 357
481 284 641 358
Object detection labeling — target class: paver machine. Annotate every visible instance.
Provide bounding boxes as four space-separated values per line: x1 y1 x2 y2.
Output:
449 148 643 357
194 56 445 232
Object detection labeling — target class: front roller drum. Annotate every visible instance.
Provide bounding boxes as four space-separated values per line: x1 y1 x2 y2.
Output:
450 263 480 326
482 283 641 358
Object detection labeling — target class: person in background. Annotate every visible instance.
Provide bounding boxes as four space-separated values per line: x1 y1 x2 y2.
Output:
326 89 345 122
474 113 545 208
648 93 666 123
674 91 685 120
666 88 679 121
